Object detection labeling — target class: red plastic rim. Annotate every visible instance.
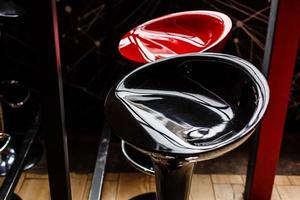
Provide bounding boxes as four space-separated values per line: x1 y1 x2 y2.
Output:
118 10 232 64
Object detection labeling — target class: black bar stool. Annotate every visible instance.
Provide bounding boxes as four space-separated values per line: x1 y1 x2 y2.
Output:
0 2 25 199
0 4 42 199
118 10 232 175
0 81 43 172
105 53 269 200
0 0 25 178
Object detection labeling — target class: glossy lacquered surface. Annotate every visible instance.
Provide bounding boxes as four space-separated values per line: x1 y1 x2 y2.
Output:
118 11 232 64
105 53 269 159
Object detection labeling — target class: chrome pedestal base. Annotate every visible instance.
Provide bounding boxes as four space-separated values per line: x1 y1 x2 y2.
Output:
130 156 195 200
0 146 16 176
130 192 156 200
124 144 195 200
0 142 43 176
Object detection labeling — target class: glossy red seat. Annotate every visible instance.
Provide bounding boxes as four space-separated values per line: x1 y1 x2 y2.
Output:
118 10 232 64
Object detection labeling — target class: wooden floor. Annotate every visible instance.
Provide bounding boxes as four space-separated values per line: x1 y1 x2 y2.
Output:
12 173 300 200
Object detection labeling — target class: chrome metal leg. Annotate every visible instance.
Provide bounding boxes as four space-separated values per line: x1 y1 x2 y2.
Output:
152 157 195 200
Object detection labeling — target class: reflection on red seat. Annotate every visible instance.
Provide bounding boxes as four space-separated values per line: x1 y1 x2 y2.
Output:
118 10 232 63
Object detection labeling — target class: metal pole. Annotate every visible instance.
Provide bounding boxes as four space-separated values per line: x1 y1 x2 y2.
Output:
89 123 111 200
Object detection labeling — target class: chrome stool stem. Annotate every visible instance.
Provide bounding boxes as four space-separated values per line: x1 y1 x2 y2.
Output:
152 157 194 200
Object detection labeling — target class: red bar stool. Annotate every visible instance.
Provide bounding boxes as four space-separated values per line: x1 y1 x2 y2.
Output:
118 10 232 64
105 53 269 200
118 10 232 175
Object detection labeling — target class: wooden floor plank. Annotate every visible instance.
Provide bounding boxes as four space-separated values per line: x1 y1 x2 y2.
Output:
232 184 244 200
288 176 300 185
117 173 151 200
190 175 215 200
149 179 156 192
25 173 48 179
15 173 25 193
271 186 281 200
149 175 156 192
241 175 246 184
14 173 300 200
104 173 119 182
211 175 244 184
18 173 89 200
87 173 93 181
214 184 233 200
277 186 300 200
275 176 292 185
18 178 50 200
82 179 92 200
0 177 4 187
101 181 118 200
70 173 89 200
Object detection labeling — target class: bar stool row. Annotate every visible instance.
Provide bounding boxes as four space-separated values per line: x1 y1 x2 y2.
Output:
104 10 270 200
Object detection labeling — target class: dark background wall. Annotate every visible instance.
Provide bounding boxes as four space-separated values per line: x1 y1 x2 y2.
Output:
1 0 298 131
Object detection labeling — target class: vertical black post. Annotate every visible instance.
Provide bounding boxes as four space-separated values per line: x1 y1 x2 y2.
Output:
37 0 72 199
244 1 279 198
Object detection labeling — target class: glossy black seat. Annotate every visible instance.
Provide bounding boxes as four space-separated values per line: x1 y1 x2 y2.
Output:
105 53 269 200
